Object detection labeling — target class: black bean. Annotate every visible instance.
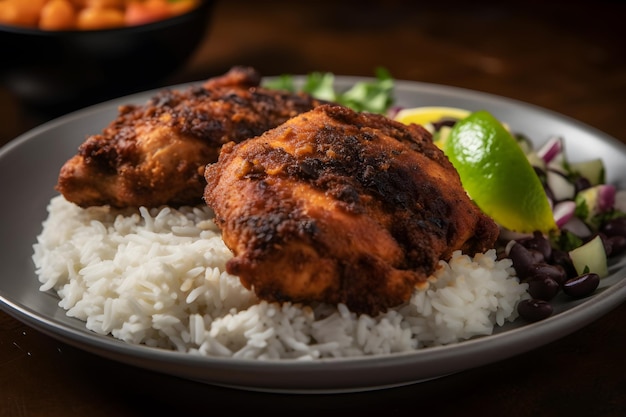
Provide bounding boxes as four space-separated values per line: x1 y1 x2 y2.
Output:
508 242 536 279
517 299 553 322
574 176 592 194
529 249 545 264
533 165 546 178
562 273 600 298
550 249 578 279
527 274 561 301
608 235 626 256
543 185 555 206
431 119 457 131
520 231 552 261
527 262 567 286
600 217 626 238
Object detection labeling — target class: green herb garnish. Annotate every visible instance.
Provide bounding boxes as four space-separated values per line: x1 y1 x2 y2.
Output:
550 229 584 252
263 67 394 114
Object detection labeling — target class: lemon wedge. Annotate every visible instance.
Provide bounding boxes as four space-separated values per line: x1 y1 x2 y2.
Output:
443 110 557 234
394 106 471 127
394 106 470 147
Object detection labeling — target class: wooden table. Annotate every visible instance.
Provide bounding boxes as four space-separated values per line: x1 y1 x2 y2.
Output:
1 1 625 415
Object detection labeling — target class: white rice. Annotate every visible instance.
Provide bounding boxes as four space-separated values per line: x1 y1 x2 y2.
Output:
32 195 529 359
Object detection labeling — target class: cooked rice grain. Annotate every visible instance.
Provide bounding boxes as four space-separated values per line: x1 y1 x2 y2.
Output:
32 195 529 359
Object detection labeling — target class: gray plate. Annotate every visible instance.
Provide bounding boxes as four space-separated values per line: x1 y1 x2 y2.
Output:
1 77 625 394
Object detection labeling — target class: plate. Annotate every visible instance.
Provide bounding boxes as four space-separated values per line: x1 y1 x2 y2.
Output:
1 77 625 394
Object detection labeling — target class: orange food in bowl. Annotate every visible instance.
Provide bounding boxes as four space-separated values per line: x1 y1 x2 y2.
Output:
76 6 125 29
125 0 171 26
39 0 77 30
0 0 47 27
0 0 200 30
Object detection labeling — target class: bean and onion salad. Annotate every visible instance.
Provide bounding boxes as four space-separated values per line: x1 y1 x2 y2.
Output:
431 119 626 322
504 224 625 322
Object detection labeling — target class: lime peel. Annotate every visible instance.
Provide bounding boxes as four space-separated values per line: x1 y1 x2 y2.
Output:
443 110 557 234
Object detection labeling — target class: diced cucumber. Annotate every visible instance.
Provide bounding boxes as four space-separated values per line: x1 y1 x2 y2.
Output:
526 151 546 171
569 235 608 278
575 184 616 223
516 134 534 156
570 158 605 185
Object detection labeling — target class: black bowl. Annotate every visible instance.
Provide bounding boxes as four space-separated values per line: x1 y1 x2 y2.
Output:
0 0 213 116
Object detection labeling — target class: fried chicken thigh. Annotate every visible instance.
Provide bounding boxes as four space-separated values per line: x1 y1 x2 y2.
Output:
204 104 499 315
56 66 322 208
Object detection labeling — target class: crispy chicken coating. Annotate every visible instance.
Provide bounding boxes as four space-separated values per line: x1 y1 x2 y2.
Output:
56 66 322 208
204 104 499 315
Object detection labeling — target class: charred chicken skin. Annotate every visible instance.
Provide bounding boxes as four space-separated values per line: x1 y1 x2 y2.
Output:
56 66 323 208
204 104 499 315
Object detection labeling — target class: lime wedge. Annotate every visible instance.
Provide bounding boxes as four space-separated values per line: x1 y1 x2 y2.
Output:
443 110 557 234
